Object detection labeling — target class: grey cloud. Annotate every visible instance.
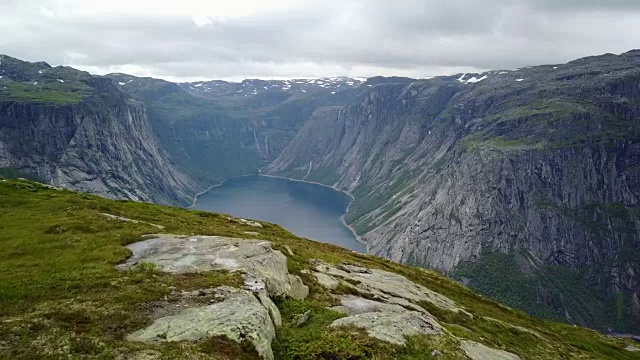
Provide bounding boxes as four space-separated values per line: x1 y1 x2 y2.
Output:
0 0 638 80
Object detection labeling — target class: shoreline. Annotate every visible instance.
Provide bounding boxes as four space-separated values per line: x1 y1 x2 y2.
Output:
187 174 255 209
190 173 369 252
258 174 369 252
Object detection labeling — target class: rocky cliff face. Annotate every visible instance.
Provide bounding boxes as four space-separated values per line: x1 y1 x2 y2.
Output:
267 51 640 332
104 74 366 185
0 55 196 205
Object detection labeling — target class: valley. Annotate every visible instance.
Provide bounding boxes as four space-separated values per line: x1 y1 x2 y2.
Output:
1 50 639 338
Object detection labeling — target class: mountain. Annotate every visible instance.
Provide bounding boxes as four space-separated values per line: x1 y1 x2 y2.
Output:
1 178 638 359
3 50 640 336
0 55 195 205
105 74 365 185
267 50 640 333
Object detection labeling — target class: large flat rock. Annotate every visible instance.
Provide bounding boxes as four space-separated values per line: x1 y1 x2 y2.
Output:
127 286 276 360
313 261 462 313
330 310 441 345
460 340 522 360
118 234 308 299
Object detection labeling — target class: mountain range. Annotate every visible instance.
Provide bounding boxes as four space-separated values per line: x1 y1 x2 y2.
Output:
1 50 639 335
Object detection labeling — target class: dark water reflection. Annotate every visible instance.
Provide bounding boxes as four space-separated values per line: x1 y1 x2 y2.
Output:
194 175 366 252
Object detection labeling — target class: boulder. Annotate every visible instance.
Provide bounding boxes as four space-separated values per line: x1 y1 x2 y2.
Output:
127 286 276 360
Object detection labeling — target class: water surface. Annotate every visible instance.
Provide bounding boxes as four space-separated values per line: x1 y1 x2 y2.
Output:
193 175 366 252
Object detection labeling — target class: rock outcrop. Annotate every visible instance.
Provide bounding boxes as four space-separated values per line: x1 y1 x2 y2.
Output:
127 286 276 360
460 340 522 360
329 311 441 345
312 260 454 346
119 235 310 359
118 234 309 299
312 261 464 313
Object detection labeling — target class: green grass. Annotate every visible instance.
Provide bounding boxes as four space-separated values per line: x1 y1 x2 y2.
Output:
0 179 637 359
0 81 91 105
450 250 635 333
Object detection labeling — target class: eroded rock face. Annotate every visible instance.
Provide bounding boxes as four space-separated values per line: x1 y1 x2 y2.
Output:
127 286 276 360
459 340 522 360
118 234 308 299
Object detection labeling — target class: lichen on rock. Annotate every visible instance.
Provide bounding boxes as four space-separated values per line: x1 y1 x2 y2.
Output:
117 234 308 299
330 311 441 345
127 286 276 360
459 340 522 360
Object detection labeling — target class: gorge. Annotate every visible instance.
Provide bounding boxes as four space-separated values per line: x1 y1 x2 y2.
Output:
1 50 639 335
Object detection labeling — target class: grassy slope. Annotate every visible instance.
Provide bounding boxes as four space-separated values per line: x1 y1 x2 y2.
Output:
0 179 637 359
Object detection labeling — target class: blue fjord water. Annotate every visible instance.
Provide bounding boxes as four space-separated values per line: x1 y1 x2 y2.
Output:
193 175 366 252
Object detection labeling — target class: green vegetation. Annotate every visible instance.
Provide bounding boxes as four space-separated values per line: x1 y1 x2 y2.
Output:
462 133 540 151
0 179 637 359
0 167 42 181
347 171 417 234
306 166 340 185
451 250 634 333
0 80 91 105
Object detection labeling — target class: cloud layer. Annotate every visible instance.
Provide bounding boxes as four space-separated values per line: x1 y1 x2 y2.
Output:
1 0 639 81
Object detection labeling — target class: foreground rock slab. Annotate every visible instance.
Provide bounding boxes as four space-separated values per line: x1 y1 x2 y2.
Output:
127 286 275 360
460 340 522 360
313 261 462 313
118 234 308 299
330 310 441 345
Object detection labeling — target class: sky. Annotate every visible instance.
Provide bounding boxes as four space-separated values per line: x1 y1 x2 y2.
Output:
1 0 639 82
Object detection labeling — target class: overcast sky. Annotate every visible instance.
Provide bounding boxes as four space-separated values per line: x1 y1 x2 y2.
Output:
1 0 638 82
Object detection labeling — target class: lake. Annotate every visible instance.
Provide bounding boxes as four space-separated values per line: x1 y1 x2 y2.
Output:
193 175 366 252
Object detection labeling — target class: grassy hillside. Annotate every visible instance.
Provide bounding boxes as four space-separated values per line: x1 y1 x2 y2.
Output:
0 179 638 359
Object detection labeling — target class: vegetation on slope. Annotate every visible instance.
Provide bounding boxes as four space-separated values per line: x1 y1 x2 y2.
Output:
0 80 91 105
0 179 638 359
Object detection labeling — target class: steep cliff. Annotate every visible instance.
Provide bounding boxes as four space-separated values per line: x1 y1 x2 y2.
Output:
0 55 196 205
105 74 365 185
267 51 640 332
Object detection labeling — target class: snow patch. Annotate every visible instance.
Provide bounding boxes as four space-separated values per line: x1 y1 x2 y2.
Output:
465 74 488 84
457 74 467 83
57 79 64 83
118 82 126 85
515 79 524 82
